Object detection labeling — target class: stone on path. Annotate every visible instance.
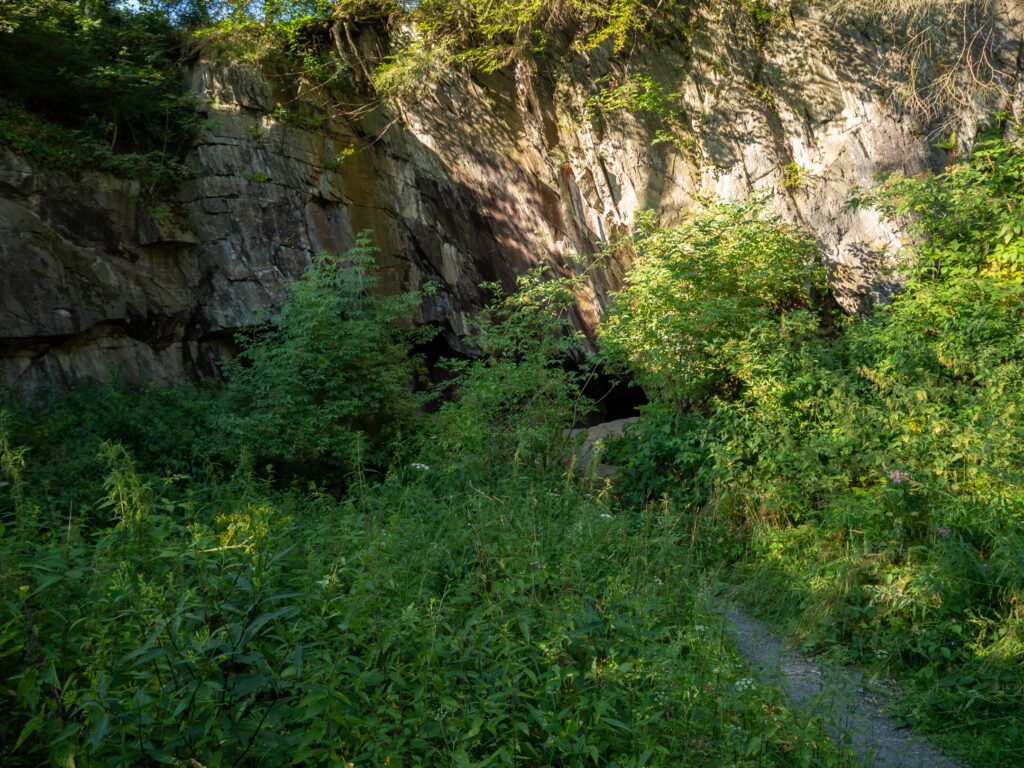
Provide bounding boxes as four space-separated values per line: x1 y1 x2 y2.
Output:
564 416 639 477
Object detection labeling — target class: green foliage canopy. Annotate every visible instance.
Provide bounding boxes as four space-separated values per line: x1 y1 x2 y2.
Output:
599 199 825 405
223 234 430 479
0 0 198 190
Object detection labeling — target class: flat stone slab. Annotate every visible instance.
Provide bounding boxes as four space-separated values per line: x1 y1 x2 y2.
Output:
564 416 639 474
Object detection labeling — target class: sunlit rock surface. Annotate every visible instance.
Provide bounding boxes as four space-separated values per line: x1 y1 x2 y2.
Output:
2 4 1022 391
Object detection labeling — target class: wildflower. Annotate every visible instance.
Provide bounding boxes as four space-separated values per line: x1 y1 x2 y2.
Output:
735 678 755 692
654 577 663 585
694 624 706 633
410 462 430 471
888 469 908 484
599 513 613 519
937 526 951 538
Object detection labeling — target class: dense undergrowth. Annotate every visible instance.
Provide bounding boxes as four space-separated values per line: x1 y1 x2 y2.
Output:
601 134 1024 766
4 129 1022 768
2 3 1021 766
0 242 852 765
0 1 198 194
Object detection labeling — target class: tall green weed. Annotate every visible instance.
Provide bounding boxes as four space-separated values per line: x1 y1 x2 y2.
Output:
431 268 594 479
223 234 431 482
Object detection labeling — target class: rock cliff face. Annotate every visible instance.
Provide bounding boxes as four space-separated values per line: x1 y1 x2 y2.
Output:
2 5 1022 391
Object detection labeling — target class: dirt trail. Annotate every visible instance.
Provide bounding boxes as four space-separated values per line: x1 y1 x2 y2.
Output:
577 418 965 768
715 602 963 768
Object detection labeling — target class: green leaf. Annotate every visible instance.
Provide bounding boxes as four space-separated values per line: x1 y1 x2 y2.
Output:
15 714 44 750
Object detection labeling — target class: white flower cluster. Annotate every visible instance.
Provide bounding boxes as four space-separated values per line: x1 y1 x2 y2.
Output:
734 677 755 693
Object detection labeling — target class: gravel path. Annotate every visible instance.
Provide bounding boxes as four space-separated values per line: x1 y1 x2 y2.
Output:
714 602 965 768
578 417 967 767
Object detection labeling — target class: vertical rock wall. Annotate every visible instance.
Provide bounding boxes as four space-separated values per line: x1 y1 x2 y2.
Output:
1 4 1021 391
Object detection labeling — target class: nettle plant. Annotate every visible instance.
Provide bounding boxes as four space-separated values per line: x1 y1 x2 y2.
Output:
431 268 595 477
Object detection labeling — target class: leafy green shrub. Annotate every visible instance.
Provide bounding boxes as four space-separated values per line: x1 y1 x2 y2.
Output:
603 138 1024 764
782 161 808 190
585 74 678 121
270 102 328 131
2 382 224 523
854 136 1024 279
430 268 594 479
599 200 825 405
223 234 430 480
410 0 691 74
189 0 700 99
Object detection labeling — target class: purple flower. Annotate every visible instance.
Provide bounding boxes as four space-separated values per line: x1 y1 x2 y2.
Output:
888 470 908 484
937 526 951 538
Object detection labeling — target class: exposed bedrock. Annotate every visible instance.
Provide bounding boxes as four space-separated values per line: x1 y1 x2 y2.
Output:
2 5 1022 391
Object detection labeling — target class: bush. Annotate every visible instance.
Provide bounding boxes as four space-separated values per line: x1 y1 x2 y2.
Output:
0 431 857 767
2 382 224 524
854 134 1024 279
599 200 826 405
431 268 594 478
603 138 1024 764
223 234 431 481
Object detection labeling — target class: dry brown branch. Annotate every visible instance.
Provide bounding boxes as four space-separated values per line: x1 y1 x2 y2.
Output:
823 0 1013 133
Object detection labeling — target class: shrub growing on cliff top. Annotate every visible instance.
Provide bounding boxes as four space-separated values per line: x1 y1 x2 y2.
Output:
186 0 701 99
0 1 198 192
